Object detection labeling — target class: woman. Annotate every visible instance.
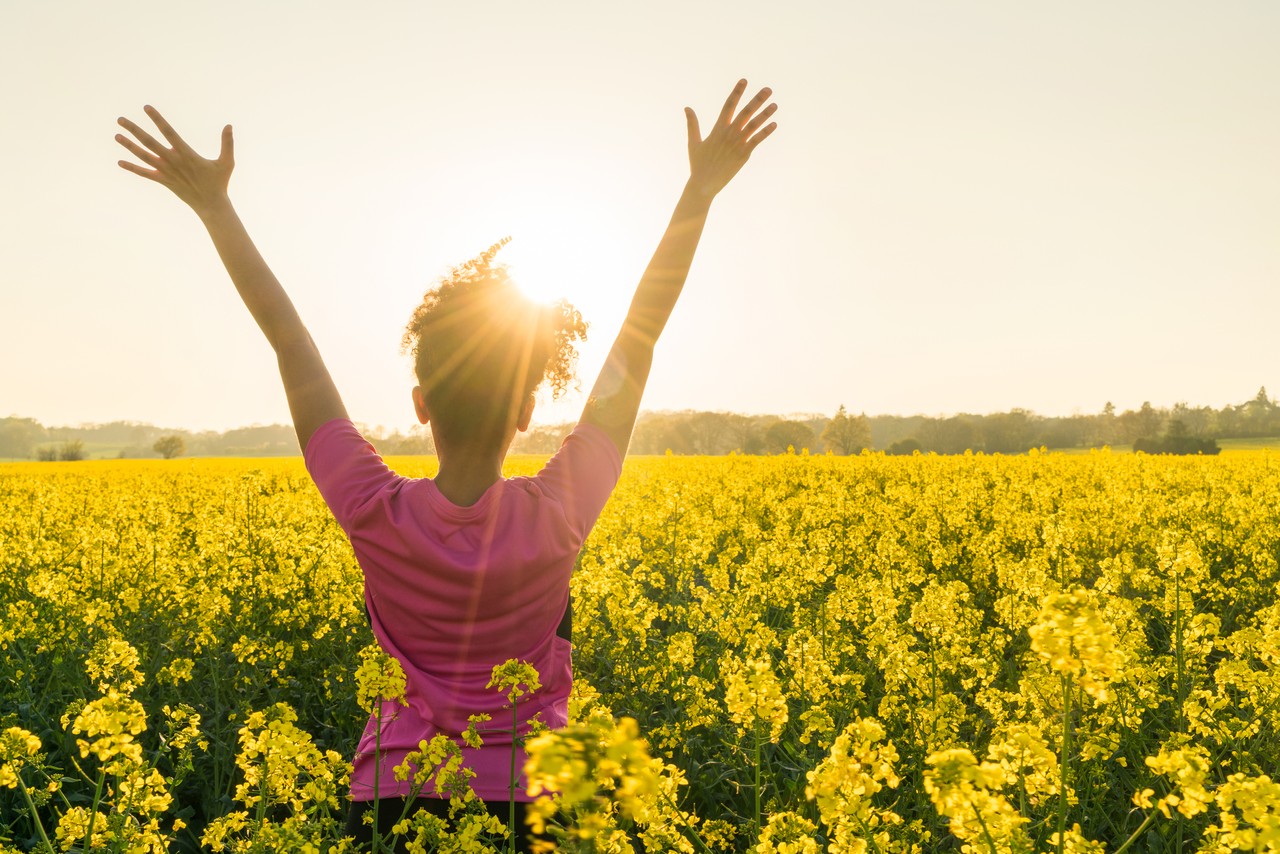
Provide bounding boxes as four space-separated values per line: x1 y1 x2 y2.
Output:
116 79 777 851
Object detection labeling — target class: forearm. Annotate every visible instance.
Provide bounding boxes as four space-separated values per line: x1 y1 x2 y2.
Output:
581 183 709 456
620 181 713 346
196 197 308 351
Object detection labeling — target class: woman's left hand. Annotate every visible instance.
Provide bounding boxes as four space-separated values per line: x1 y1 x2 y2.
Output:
116 106 234 217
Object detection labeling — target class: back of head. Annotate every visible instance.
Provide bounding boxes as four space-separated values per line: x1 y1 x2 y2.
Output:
402 239 587 449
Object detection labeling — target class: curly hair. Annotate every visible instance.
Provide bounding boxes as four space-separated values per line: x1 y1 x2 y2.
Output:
402 239 587 447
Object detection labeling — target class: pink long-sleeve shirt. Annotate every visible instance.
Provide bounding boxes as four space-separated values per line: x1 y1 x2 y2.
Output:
304 418 621 803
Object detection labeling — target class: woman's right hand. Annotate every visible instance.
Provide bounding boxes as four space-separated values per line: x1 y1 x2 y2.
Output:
116 106 234 216
684 79 778 201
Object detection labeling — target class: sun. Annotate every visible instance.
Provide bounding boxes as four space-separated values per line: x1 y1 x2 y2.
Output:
485 182 647 329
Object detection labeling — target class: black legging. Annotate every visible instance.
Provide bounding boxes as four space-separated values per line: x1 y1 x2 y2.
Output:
344 797 545 853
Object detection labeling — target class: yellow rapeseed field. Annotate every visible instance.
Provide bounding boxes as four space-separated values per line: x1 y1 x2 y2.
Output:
3 451 1280 852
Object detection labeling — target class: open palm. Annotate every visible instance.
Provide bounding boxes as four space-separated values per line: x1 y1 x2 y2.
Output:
116 106 234 214
685 80 777 199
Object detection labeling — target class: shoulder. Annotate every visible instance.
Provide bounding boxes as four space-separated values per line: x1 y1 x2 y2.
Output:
304 418 405 527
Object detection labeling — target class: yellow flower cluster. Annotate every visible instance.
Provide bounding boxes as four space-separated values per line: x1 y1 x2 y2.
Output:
72 690 148 769
489 659 543 704
86 636 145 694
754 812 819 854
723 656 789 743
231 702 347 813
923 748 1030 854
1206 772 1280 851
524 712 658 847
355 642 409 711
1028 588 1124 702
0 726 41 789
1143 743 1213 820
804 718 903 853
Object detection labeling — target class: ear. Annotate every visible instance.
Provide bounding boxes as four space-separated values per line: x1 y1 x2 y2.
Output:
516 395 535 433
412 386 430 425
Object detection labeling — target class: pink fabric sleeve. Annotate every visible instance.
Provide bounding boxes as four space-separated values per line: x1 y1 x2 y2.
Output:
533 422 624 545
303 419 400 529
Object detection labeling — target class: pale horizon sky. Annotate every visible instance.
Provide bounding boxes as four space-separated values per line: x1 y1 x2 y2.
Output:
3 1 1278 432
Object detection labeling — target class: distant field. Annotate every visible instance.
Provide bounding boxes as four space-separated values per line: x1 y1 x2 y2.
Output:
9 435 1280 463
1049 436 1280 455
1217 436 1280 452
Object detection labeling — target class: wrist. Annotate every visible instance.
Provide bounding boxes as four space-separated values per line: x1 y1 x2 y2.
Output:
680 179 717 211
194 193 235 223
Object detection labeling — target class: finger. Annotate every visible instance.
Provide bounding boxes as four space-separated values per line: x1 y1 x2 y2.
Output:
218 124 234 165
117 159 167 184
143 105 193 152
741 102 777 137
733 87 773 129
117 116 169 157
715 79 748 126
746 122 778 151
114 134 163 168
684 108 702 147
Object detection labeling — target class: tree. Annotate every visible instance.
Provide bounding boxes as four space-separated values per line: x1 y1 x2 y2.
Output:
981 409 1036 454
918 416 978 454
763 420 815 454
57 440 85 461
886 438 922 455
0 417 47 459
821 405 872 454
153 435 186 459
687 411 730 455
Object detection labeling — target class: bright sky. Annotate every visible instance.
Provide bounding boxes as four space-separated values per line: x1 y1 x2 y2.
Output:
3 1 1278 432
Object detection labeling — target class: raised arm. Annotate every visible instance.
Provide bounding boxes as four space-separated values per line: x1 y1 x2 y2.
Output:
581 80 777 457
115 106 346 451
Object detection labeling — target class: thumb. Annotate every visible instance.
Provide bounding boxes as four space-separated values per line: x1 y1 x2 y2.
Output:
684 107 701 148
219 124 235 165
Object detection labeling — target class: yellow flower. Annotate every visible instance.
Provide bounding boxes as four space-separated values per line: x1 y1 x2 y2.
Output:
354 643 408 711
0 727 41 789
806 719 902 852
488 659 542 704
72 690 147 768
85 637 144 695
1145 744 1213 820
924 748 1030 853
55 807 111 852
1046 824 1105 854
984 724 1060 806
1028 588 1124 702
1206 772 1280 852
463 714 491 749
524 714 657 841
755 811 820 854
723 656 788 743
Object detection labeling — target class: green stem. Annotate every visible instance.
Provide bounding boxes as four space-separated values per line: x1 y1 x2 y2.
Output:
972 805 1000 854
509 699 518 854
372 702 383 854
1111 809 1159 854
1174 573 1185 726
753 716 762 842
653 784 716 854
853 812 884 854
1174 574 1186 854
16 772 54 853
81 770 105 854
1056 673 1070 854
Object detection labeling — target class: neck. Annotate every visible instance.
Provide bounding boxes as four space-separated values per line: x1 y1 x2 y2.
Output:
433 449 505 507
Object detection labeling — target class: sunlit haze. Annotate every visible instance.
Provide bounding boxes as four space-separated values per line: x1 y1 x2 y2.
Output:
3 1 1278 432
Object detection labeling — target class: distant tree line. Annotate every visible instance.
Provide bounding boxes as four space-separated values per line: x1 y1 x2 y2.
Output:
3 388 1276 460
514 387 1279 456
